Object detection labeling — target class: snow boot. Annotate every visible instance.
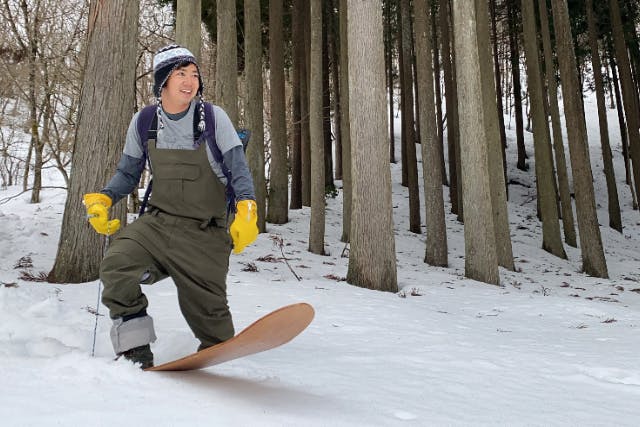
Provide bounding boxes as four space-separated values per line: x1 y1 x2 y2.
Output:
118 344 154 369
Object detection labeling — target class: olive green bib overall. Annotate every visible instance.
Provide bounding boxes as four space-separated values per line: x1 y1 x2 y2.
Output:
100 138 234 350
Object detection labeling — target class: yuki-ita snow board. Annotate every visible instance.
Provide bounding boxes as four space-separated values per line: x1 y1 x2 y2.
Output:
146 302 314 371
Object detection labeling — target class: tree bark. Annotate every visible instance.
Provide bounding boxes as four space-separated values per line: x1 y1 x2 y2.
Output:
267 0 289 224
586 0 622 232
400 0 421 234
551 0 608 278
476 0 514 270
537 0 576 247
49 0 138 283
521 0 566 258
309 0 325 255
244 0 266 232
346 0 397 293
507 0 527 171
414 0 448 267
176 0 201 61
290 0 303 210
453 0 500 285
609 0 640 203
215 0 238 124
339 0 352 242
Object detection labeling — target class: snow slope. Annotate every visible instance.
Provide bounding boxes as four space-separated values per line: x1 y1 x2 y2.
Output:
0 95 639 426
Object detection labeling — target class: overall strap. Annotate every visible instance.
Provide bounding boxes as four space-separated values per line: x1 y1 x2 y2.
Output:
136 105 157 216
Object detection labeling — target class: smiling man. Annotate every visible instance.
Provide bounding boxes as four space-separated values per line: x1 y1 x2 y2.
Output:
82 44 258 368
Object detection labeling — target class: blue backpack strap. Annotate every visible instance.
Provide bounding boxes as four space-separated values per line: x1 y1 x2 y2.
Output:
136 105 157 216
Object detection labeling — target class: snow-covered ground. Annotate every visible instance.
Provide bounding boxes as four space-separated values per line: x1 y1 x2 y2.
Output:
1 95 639 426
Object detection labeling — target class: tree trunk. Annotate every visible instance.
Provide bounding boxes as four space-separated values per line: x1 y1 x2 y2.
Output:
385 0 395 164
290 0 303 210
586 0 622 232
215 0 238 124
432 1 447 186
453 0 500 286
309 0 325 255
414 0 448 267
400 0 421 234
476 0 515 270
440 0 459 215
244 0 266 232
176 0 201 61
537 0 576 247
321 7 334 194
490 0 507 160
521 0 566 258
609 52 639 209
346 0 397 293
267 0 289 224
49 0 138 283
551 0 608 278
339 0 352 242
609 0 640 203
507 0 527 171
328 0 342 181
301 3 311 207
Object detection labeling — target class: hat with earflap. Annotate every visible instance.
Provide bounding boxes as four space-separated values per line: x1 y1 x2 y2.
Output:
152 44 206 132
152 44 204 98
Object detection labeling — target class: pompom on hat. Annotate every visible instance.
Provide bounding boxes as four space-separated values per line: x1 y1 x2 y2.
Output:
153 44 203 98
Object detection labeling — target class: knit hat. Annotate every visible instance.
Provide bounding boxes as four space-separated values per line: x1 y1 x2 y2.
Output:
152 44 206 133
152 44 203 98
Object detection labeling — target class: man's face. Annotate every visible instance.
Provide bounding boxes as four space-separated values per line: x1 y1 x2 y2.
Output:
162 63 200 108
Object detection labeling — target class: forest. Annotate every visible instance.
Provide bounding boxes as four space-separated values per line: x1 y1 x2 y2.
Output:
1 0 639 292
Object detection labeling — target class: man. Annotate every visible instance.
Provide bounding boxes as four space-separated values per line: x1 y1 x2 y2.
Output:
83 44 258 369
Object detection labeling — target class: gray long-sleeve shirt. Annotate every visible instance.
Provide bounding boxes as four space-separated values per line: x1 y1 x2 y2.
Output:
102 100 255 205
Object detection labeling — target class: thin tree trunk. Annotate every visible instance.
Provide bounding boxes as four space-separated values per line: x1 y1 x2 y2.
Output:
476 0 514 270
267 0 289 223
490 0 507 162
508 0 527 171
609 0 640 203
414 0 448 266
290 0 303 210
551 0 608 278
537 0 577 247
521 0 567 258
431 1 447 185
609 52 638 209
385 0 396 164
586 0 622 232
400 0 421 234
440 0 459 214
309 0 325 255
244 0 266 231
339 0 352 242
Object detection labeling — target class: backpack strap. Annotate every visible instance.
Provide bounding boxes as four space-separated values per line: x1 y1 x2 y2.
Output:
202 102 237 213
136 106 158 216
136 105 158 169
136 102 246 217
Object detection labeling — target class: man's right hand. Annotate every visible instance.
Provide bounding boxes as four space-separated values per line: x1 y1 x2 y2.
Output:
83 193 121 235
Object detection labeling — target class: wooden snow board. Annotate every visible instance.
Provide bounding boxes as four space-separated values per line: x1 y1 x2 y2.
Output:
146 303 315 371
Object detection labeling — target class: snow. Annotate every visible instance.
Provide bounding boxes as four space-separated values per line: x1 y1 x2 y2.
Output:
1 95 640 426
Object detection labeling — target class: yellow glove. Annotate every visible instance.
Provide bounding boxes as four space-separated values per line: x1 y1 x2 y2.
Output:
83 193 121 235
230 199 258 254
